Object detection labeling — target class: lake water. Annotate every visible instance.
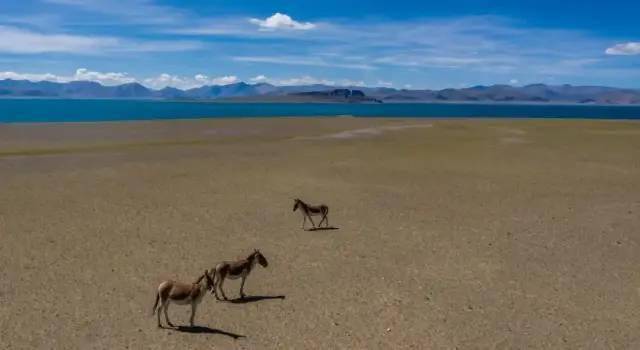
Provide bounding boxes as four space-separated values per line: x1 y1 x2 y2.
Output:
1 99 639 123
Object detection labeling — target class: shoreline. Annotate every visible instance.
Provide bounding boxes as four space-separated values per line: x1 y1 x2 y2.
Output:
3 96 640 106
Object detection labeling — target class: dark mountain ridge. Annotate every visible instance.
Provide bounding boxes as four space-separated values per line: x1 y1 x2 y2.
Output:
1 79 638 104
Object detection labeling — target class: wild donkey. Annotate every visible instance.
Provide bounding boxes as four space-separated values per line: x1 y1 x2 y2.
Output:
293 198 329 229
152 270 214 328
210 249 269 300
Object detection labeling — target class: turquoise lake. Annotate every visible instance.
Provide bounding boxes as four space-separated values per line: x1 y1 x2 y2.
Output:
1 99 639 123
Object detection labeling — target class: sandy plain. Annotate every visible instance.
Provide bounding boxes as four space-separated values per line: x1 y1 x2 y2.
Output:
1 117 639 349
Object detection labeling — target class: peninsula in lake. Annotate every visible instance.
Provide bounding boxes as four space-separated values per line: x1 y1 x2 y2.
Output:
1 79 640 104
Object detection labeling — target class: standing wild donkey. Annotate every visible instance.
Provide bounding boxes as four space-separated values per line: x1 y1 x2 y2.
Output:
210 249 269 300
152 270 214 328
293 198 329 229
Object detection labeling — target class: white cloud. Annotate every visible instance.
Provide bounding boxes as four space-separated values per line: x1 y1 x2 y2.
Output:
0 68 135 86
340 79 366 87
2 70 368 89
210 75 238 85
509 79 519 85
249 13 316 31
247 75 364 87
0 71 69 83
0 25 117 54
142 73 186 89
1 69 239 89
74 68 136 85
250 75 268 83
233 56 374 70
605 42 640 55
0 25 202 54
44 0 185 25
376 80 393 87
143 74 238 89
277 76 335 86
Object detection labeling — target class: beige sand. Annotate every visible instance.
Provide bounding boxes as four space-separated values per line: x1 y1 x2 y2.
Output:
1 118 639 349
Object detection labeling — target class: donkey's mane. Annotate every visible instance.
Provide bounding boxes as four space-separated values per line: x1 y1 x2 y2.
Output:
193 273 206 284
246 251 258 261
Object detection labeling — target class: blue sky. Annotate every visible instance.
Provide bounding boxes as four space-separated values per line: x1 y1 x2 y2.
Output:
1 0 639 89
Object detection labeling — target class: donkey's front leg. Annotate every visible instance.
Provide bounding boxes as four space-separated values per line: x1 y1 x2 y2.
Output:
213 286 221 301
302 215 307 229
239 276 247 298
212 274 222 301
307 215 316 229
189 303 197 327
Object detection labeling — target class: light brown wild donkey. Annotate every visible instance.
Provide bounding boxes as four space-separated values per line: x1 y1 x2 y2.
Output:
152 270 214 328
293 198 329 229
210 249 268 300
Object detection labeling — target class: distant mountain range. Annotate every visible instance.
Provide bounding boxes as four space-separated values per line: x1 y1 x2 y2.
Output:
1 79 639 104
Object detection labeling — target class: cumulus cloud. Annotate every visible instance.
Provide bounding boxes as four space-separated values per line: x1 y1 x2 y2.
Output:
143 74 238 89
74 68 136 85
249 13 316 31
0 68 135 85
248 75 364 87
1 69 238 89
0 71 66 82
276 75 334 85
142 73 187 89
249 75 268 83
210 75 238 85
605 42 640 55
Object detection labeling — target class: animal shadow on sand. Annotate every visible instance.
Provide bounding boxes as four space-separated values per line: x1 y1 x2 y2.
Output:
172 325 245 339
306 226 339 232
228 295 286 304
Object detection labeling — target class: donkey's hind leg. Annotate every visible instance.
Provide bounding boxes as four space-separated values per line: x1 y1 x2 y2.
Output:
156 301 163 328
218 277 229 300
318 214 328 227
163 302 174 328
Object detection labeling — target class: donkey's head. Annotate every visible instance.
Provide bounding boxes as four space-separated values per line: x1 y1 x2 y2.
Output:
293 198 302 212
253 249 269 268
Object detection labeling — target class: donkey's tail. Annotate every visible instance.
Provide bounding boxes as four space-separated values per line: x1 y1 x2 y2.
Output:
151 292 160 316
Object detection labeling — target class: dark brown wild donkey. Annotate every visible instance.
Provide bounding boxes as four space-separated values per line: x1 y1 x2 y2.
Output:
210 249 269 300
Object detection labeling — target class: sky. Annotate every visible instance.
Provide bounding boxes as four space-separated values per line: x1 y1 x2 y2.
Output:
1 0 639 89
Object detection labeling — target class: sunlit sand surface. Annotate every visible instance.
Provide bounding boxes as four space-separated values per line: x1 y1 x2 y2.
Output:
1 118 639 349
